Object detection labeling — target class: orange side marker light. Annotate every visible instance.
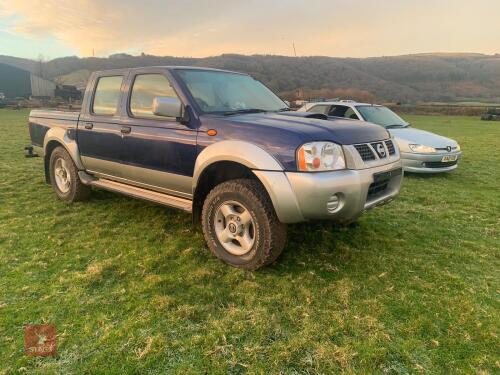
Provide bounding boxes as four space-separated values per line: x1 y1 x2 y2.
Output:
207 129 217 136
298 147 306 170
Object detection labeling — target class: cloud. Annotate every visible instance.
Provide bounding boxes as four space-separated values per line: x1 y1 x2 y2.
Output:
1 0 499 58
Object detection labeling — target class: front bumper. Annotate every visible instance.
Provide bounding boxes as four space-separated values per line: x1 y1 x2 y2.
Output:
401 151 462 173
254 159 403 224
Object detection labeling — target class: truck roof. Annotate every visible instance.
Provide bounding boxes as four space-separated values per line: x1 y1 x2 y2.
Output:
93 66 247 76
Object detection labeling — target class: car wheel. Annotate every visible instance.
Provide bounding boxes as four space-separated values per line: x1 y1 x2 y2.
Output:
49 146 90 202
201 179 287 270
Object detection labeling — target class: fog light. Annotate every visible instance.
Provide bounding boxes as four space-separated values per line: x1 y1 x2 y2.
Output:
327 194 341 213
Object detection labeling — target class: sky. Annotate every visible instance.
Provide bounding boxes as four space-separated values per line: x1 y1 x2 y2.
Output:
0 0 499 60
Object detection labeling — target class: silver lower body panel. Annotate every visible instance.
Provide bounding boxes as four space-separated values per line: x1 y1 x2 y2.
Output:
254 160 403 224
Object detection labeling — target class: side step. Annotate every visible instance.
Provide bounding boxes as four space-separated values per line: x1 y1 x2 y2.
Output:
90 178 192 212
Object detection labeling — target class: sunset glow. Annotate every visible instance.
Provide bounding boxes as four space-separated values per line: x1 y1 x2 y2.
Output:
1 0 499 59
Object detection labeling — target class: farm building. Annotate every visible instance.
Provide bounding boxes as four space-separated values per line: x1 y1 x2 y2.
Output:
0 63 56 99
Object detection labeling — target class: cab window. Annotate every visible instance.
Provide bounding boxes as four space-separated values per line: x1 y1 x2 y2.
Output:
92 76 123 115
130 74 179 119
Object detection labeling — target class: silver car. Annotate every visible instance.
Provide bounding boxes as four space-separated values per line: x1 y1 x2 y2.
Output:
299 101 462 173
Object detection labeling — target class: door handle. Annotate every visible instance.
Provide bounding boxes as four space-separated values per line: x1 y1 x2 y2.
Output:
120 126 131 134
84 122 93 130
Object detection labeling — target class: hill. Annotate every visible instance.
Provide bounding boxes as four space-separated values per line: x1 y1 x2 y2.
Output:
1 53 499 103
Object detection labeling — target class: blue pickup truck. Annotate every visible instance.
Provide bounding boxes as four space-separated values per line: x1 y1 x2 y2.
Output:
28 66 403 269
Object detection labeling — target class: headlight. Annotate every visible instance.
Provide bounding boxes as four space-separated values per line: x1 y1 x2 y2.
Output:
408 144 436 153
297 142 346 171
455 144 461 151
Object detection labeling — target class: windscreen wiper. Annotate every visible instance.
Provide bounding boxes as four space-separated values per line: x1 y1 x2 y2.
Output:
223 108 267 116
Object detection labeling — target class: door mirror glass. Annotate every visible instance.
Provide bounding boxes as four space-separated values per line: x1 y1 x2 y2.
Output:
152 96 182 118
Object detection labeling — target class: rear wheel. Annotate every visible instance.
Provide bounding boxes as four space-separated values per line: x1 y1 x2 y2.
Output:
201 179 287 270
49 146 90 202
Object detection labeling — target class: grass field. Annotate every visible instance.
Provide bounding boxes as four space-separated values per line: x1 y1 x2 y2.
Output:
0 110 498 374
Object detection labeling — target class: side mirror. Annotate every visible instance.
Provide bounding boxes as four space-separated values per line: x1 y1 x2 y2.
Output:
152 96 182 118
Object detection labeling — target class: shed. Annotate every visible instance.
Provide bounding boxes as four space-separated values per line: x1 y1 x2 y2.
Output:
0 63 56 98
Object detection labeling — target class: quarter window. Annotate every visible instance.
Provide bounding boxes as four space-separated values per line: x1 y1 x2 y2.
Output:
92 76 123 115
344 108 359 120
130 74 178 119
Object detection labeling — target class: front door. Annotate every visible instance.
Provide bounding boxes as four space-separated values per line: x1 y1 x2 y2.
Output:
117 70 197 198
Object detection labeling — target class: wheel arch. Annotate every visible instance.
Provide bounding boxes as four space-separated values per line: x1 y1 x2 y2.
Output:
43 127 84 183
191 140 301 225
192 140 283 186
192 160 263 224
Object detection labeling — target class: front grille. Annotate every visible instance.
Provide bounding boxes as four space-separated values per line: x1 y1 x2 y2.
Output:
424 161 458 168
436 146 458 152
385 140 396 155
354 144 375 161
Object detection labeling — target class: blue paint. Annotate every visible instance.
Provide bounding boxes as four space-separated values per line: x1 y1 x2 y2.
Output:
30 67 390 176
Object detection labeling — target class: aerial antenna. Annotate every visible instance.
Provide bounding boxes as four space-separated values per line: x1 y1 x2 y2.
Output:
292 42 297 57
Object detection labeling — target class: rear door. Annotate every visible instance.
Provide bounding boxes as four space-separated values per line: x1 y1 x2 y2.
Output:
78 73 127 178
117 68 197 198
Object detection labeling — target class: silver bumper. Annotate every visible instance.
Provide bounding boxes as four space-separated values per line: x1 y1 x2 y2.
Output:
254 160 403 224
402 151 462 173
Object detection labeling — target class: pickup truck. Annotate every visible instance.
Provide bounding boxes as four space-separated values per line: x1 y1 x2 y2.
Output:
28 66 403 270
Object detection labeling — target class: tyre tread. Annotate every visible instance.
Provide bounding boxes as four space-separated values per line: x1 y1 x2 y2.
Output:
49 147 91 202
201 178 286 270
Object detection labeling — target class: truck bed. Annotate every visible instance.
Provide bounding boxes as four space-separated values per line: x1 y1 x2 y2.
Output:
29 109 81 148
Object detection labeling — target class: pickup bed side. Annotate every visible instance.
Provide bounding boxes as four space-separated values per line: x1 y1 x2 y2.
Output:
29 110 83 182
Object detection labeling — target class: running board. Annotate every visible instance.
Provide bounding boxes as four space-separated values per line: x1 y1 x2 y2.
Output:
90 178 192 212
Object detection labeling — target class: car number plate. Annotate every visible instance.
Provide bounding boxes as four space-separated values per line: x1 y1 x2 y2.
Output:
441 155 458 162
373 167 402 182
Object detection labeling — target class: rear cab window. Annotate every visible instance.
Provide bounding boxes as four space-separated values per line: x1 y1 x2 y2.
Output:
129 74 179 119
92 76 123 115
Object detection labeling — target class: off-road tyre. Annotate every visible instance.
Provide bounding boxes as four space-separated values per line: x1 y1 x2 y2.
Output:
49 146 91 202
201 179 287 270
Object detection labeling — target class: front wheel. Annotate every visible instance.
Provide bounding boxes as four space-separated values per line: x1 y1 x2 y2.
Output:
201 179 287 270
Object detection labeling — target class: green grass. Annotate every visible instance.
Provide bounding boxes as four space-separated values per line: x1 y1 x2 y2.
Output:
426 101 500 107
0 110 498 374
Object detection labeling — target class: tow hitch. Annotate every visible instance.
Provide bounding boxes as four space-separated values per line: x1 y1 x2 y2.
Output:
24 146 39 158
